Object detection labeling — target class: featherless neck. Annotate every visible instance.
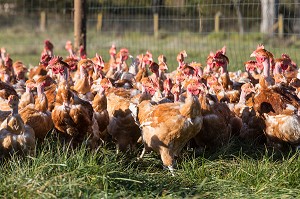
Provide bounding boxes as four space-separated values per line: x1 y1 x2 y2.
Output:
239 90 247 104
3 74 10 84
263 58 270 78
117 62 122 72
35 93 48 112
93 66 99 74
63 67 69 83
178 61 183 68
221 63 228 74
68 49 74 57
12 106 18 116
80 65 87 78
141 85 147 94
141 61 146 69
273 63 281 75
25 85 31 93
173 93 179 102
154 71 159 79
158 69 164 79
37 84 44 97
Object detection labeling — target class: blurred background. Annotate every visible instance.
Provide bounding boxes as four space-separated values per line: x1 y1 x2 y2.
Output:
1 0 300 71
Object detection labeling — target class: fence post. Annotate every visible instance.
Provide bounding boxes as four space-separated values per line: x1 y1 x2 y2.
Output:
278 14 283 38
74 0 87 52
214 11 221 33
97 13 103 32
154 13 159 38
198 4 202 33
40 11 46 32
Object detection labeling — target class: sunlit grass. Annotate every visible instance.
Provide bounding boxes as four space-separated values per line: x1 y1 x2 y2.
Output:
0 136 300 198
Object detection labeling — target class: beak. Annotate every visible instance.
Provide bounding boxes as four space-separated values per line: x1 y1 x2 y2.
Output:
63 102 70 107
250 52 256 57
46 65 52 70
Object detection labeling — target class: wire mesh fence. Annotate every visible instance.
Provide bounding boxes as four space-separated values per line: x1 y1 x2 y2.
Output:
1 0 300 71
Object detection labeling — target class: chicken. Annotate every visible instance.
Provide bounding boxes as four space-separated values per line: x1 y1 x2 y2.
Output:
28 64 48 81
148 61 165 92
91 53 105 81
204 46 226 74
239 106 266 144
244 60 260 85
12 61 28 83
212 51 233 90
135 54 149 84
0 81 18 100
263 109 300 149
19 79 35 109
65 40 75 57
110 48 130 81
250 44 274 88
103 44 116 74
106 86 141 153
42 39 54 58
0 110 11 126
92 85 110 143
137 82 203 175
48 56 97 148
128 54 139 76
19 76 54 142
0 95 35 158
64 40 83 80
247 45 300 115
44 81 57 111
252 81 300 148
273 54 297 84
193 87 232 151
176 50 187 69
0 51 13 83
73 59 94 101
233 82 256 117
253 78 300 115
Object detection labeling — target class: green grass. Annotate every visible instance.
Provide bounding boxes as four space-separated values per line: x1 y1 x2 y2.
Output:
1 137 300 198
2 24 300 73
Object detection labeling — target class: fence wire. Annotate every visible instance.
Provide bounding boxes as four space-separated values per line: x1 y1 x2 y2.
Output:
0 0 300 71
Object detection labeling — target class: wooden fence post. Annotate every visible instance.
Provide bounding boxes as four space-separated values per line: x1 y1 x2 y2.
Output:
214 11 221 33
154 13 159 38
278 14 283 38
198 4 202 33
40 11 46 32
97 13 103 32
74 0 87 52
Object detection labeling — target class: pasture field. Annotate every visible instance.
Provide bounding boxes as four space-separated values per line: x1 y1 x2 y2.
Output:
2 24 300 72
0 137 300 198
1 25 300 198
